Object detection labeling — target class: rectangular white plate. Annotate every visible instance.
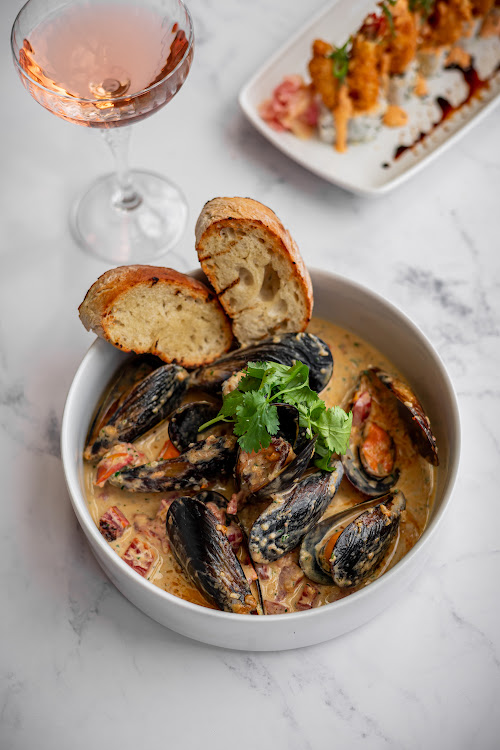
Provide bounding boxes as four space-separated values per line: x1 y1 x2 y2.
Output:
239 0 500 196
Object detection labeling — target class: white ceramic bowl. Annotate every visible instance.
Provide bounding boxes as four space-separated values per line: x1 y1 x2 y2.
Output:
61 269 460 651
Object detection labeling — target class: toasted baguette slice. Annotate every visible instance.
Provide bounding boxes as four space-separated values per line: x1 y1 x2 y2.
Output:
78 265 233 368
195 197 313 347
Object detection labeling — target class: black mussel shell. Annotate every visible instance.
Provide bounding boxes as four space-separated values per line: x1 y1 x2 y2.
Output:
234 403 305 498
369 367 439 466
299 497 379 584
85 363 190 460
195 491 265 615
342 445 400 497
247 436 317 503
189 332 334 394
248 461 344 564
108 434 237 492
341 372 400 497
166 497 257 614
168 401 221 453
235 436 295 499
331 489 406 587
85 355 162 451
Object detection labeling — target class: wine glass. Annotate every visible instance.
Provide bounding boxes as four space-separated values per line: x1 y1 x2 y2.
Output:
11 0 194 264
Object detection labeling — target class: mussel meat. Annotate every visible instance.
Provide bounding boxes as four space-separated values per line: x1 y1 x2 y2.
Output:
230 404 308 513
369 367 439 466
249 460 344 564
107 434 237 492
189 332 334 394
299 489 406 587
166 496 258 614
342 367 438 497
85 362 190 460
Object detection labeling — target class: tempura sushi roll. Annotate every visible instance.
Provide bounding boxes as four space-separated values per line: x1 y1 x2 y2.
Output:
317 99 386 145
387 60 418 104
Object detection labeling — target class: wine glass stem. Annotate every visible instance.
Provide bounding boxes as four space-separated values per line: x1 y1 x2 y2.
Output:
101 126 142 211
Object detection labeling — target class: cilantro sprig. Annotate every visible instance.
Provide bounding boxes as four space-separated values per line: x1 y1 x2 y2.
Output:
200 361 352 472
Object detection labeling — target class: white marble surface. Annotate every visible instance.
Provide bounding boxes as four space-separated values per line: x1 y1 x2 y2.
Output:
1 0 499 747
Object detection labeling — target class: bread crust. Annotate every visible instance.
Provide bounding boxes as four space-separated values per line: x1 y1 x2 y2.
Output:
78 265 233 367
195 197 313 345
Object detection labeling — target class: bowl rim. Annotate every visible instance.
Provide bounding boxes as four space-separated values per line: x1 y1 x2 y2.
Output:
61 266 461 624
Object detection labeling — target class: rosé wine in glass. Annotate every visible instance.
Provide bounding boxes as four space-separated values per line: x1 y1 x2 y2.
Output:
12 0 194 263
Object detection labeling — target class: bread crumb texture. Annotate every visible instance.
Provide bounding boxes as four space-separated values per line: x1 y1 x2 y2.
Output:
78 265 233 368
195 197 313 347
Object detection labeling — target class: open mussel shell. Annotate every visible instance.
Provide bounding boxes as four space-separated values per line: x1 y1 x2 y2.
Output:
247 436 317 503
342 445 400 498
166 497 258 614
108 434 237 492
168 401 221 453
233 404 303 498
300 490 406 587
189 332 334 394
86 355 162 450
85 363 190 461
369 367 439 466
195 490 265 615
248 460 344 564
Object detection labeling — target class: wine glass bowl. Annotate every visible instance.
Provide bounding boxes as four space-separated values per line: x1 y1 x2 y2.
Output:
12 2 194 129
11 0 194 263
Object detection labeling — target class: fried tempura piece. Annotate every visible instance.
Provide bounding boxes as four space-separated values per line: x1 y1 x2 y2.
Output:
421 0 473 47
386 0 419 74
470 0 494 17
308 39 338 109
347 35 381 112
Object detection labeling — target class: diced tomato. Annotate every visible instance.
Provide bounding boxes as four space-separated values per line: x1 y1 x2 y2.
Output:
122 537 158 578
99 506 130 541
296 583 319 611
133 498 173 554
158 439 180 460
95 442 147 487
264 600 288 615
360 422 395 477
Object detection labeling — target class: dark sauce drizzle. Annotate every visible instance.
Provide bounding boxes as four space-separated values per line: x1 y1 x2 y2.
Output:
392 63 497 162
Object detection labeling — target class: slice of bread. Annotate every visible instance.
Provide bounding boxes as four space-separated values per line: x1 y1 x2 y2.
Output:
78 265 233 368
195 197 313 347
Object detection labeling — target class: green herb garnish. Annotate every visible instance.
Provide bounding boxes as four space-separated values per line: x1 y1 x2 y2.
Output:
200 360 352 471
409 0 435 17
381 0 397 35
328 39 351 83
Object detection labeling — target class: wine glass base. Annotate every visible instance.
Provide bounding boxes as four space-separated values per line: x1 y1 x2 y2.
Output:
71 170 188 265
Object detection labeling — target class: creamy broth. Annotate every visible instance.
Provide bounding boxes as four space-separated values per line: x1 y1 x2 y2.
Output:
84 317 436 613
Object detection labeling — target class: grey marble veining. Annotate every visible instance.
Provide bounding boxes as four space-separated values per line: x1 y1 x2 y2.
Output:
1 0 500 748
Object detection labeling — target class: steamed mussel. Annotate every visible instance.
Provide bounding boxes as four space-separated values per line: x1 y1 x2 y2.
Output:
342 368 438 497
299 490 406 587
108 434 237 492
249 459 345 563
85 361 190 460
85 319 438 616
166 495 258 614
189 332 334 394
